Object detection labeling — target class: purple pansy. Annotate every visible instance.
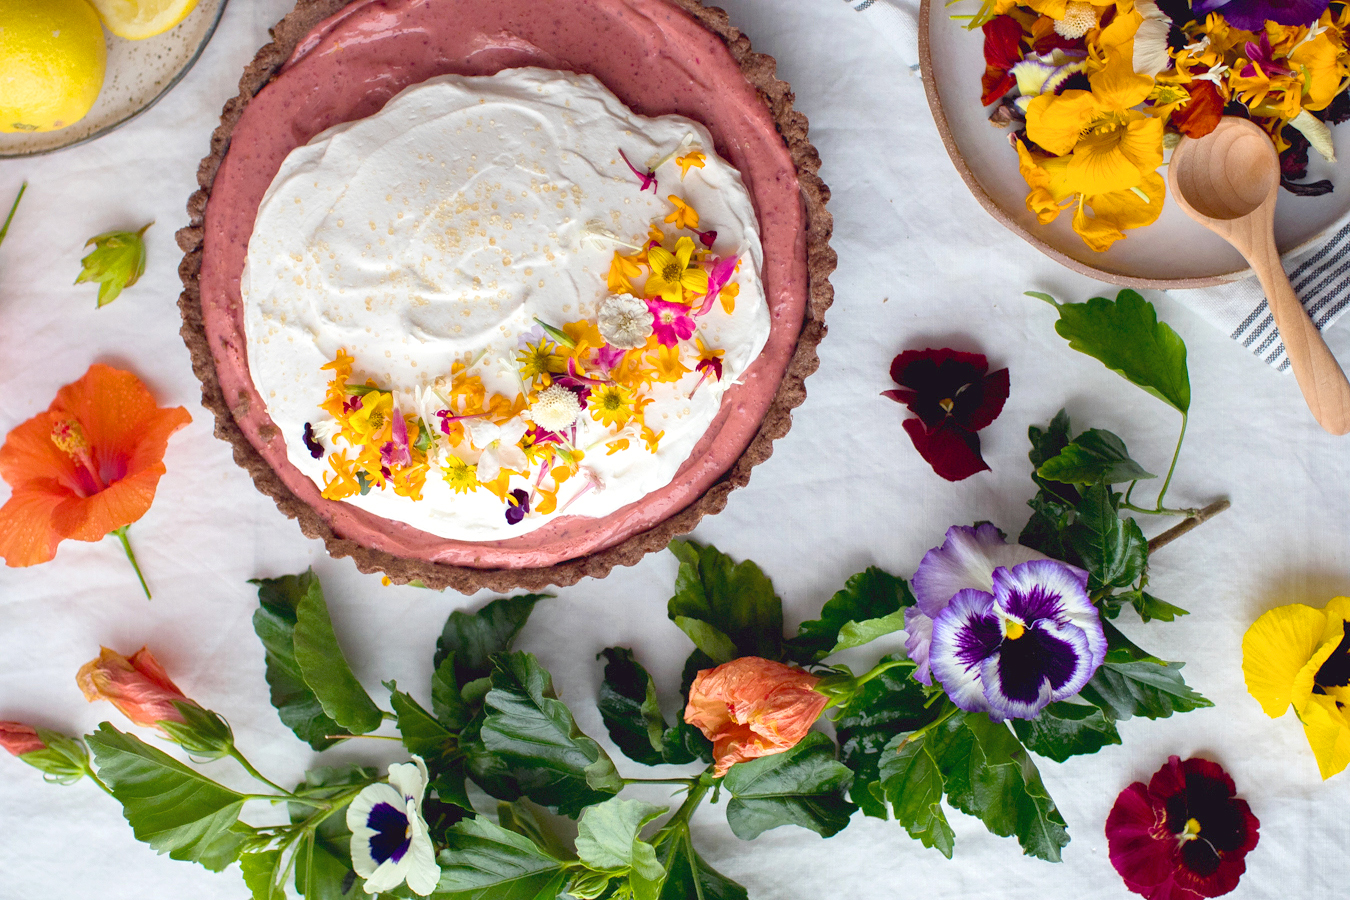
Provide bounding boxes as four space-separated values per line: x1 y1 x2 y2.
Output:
929 560 1106 720
904 524 1046 684
1191 0 1328 29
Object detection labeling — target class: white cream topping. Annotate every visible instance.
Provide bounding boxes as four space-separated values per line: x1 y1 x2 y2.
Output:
241 68 769 541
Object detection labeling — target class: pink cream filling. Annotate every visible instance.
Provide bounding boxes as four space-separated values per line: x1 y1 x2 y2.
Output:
199 0 808 569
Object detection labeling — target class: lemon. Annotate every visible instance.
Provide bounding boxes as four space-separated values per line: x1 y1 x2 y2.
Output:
0 0 108 133
86 0 200 40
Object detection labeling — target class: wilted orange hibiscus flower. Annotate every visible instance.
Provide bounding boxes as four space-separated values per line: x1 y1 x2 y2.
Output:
684 657 829 776
77 646 195 733
0 364 190 596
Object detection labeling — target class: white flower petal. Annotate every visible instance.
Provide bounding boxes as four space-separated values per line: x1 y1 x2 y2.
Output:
1291 109 1337 163
387 757 429 803
498 444 528 473
464 418 500 449
912 524 1047 617
347 782 407 879
476 448 502 484
499 416 529 445
403 810 442 896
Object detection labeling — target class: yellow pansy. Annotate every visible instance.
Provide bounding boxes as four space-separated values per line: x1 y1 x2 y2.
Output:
643 237 709 304
1242 597 1350 779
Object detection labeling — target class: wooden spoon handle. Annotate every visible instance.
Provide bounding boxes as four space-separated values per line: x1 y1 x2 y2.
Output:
1248 243 1350 435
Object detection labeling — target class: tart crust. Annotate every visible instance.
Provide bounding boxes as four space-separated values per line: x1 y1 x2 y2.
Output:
176 0 834 593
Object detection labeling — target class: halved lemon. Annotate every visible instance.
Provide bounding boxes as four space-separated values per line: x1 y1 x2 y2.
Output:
86 0 200 40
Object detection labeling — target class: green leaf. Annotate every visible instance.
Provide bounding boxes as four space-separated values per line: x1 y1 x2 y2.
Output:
433 653 472 730
1038 429 1155 486
834 655 941 819
928 712 1070 862
75 222 151 307
575 797 666 877
480 652 621 817
1122 589 1190 623
671 617 738 666
435 817 568 900
668 540 783 663
1049 289 1191 414
388 684 472 810
240 849 284 900
1079 660 1214 720
877 732 955 858
251 572 348 750
435 594 549 685
0 182 25 248
787 567 914 662
721 732 857 839
657 833 748 900
1010 701 1122 762
1067 484 1148 592
596 648 703 768
87 723 247 871
291 571 383 735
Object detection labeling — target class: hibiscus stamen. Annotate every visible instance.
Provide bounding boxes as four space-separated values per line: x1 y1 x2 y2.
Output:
51 419 106 492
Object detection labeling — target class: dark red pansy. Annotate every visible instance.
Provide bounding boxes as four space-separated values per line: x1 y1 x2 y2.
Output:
883 348 1009 482
1106 756 1260 900
981 16 1026 106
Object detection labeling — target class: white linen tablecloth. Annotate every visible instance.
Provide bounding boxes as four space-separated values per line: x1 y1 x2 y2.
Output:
2 0 1349 896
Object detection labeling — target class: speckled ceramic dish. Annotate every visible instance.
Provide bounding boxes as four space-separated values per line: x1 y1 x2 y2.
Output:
0 0 227 158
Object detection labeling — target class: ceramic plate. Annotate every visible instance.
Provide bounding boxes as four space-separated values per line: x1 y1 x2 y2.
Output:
0 0 227 158
919 0 1350 288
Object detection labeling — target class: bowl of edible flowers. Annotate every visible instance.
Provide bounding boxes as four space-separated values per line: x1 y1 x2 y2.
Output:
920 0 1350 286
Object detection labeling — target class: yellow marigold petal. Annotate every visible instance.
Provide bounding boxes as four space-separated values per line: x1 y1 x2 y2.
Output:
1298 692 1350 780
1243 602 1328 718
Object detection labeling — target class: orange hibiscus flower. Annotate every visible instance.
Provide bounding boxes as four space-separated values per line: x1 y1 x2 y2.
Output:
0 364 190 596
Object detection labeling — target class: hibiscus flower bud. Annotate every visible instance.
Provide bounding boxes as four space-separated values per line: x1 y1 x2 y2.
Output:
0 721 46 756
683 657 829 777
1 722 89 784
77 647 233 758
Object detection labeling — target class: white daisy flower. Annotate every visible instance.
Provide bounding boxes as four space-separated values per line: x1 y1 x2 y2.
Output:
346 757 440 896
598 294 653 350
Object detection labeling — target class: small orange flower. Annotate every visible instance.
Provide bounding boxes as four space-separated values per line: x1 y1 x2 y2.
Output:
684 657 829 776
77 646 194 734
0 364 190 594
0 722 46 756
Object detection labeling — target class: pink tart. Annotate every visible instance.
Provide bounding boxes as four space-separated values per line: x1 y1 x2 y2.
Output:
178 0 833 592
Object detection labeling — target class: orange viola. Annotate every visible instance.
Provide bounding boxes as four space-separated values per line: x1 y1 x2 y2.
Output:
0 364 190 596
77 646 194 733
684 657 829 777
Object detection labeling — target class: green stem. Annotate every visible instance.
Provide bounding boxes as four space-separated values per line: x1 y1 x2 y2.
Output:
85 765 116 798
1120 502 1199 517
111 525 151 600
621 777 700 787
853 658 912 689
0 182 25 247
894 701 960 754
1152 412 1188 512
229 746 294 797
653 775 713 848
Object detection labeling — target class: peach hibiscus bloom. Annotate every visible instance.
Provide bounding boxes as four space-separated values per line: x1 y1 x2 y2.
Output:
0 721 46 756
77 646 194 734
684 657 829 776
0 363 190 596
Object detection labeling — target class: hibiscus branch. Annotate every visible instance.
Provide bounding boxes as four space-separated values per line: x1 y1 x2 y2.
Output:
1146 499 1232 555
111 526 151 600
228 745 295 797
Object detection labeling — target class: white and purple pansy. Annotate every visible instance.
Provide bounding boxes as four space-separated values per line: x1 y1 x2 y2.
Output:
929 560 1107 720
904 524 1047 685
346 757 441 896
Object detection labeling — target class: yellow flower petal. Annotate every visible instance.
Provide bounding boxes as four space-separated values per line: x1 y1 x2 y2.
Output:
1243 602 1328 718
1298 692 1350 780
674 236 697 269
1026 91 1102 156
1088 49 1155 110
1067 126 1144 196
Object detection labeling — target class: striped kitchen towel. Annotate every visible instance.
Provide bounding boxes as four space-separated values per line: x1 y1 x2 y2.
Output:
841 0 1350 371
1167 223 1350 372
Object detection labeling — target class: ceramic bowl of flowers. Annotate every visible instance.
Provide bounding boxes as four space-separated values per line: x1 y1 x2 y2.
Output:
920 0 1350 287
